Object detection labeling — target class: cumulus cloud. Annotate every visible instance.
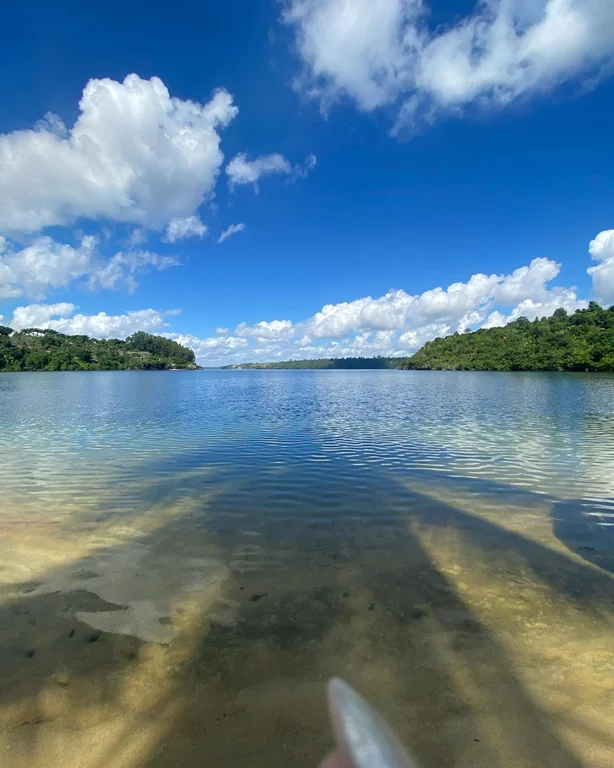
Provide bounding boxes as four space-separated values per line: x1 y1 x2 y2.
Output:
4 234 600 367
88 250 180 292
588 229 614 304
164 216 208 243
10 304 168 338
0 234 180 298
164 332 249 362
196 251 590 364
10 303 78 330
226 153 292 189
297 257 578 341
494 258 562 304
226 152 316 189
283 0 614 131
0 75 238 234
483 290 587 328
482 310 508 330
505 291 587 321
399 322 451 349
217 223 246 244
0 235 97 298
235 319 295 341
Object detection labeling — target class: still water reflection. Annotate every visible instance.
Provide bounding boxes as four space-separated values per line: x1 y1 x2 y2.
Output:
0 371 613 768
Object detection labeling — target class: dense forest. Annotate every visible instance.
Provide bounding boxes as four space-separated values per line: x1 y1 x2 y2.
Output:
221 357 400 370
400 303 614 372
0 327 199 371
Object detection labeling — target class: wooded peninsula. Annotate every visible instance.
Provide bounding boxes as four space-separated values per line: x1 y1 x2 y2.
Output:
0 328 199 371
400 303 614 371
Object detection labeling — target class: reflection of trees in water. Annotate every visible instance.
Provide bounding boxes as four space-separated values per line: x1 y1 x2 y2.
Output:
1 454 613 768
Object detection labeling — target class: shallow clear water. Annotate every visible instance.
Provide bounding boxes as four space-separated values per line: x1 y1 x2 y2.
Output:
1 371 613 768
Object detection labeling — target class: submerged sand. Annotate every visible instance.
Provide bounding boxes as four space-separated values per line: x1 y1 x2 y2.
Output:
0 477 613 768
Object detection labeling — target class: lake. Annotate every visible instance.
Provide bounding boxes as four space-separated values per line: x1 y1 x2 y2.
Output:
0 370 613 768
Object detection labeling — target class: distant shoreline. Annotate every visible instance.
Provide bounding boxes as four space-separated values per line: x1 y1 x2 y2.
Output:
220 357 401 370
209 367 614 374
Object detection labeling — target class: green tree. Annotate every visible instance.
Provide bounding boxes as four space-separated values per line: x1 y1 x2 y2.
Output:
399 303 614 373
0 329 200 372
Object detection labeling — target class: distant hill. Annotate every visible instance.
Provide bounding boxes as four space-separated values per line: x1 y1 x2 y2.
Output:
399 303 614 372
0 328 200 371
221 357 401 370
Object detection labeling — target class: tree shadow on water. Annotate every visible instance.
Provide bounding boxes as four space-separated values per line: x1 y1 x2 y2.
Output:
0 460 612 768
395 469 614 595
551 497 614 575
137 467 612 768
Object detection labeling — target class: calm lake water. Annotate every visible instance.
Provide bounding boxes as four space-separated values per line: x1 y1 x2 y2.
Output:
0 370 613 768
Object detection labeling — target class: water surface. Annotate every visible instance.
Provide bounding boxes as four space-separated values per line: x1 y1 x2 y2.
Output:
1 371 613 768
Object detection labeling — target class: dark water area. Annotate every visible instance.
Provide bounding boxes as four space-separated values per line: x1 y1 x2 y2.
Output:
0 370 613 767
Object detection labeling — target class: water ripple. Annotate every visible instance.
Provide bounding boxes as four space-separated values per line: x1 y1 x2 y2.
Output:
1 370 614 544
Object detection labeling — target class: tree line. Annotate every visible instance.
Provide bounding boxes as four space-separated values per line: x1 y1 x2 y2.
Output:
399 303 614 372
0 328 199 371
222 357 400 370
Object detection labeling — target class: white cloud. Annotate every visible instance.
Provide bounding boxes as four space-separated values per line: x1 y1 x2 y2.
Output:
284 0 614 131
399 322 451 349
226 153 292 189
164 216 208 243
494 258 561 304
13 242 580 362
235 319 295 341
295 153 318 177
88 250 180 292
4 234 601 367
457 310 484 332
10 303 78 330
486 290 587 327
128 228 148 247
505 291 587 321
10 304 168 338
198 250 591 364
221 331 413 365
226 152 316 190
0 234 179 298
588 229 614 304
482 310 507 329
0 75 237 234
165 332 249 362
300 295 374 338
0 235 96 298
298 257 567 340
217 223 246 244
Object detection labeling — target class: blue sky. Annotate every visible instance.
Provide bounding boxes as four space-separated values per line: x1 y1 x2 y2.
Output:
1 0 614 364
